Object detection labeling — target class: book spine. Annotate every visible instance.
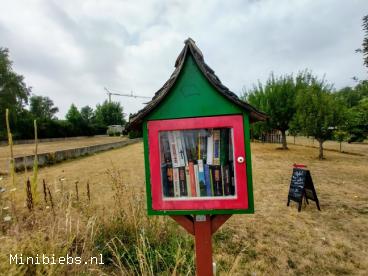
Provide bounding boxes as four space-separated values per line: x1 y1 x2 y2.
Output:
206 131 213 165
168 132 179 167
228 129 234 161
204 164 212 196
221 165 225 196
180 132 188 166
213 130 221 165
175 131 186 167
212 165 222 196
173 168 180 197
185 166 192 197
179 167 188 196
161 163 169 197
194 164 200 197
197 160 206 196
220 129 229 165
166 165 174 197
188 162 197 197
209 167 214 196
223 164 231 195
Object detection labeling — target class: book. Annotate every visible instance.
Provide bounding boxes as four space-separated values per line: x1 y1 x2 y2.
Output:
213 130 221 165
173 168 180 197
188 162 197 197
223 164 231 196
220 129 229 165
168 132 180 167
161 163 169 197
212 165 222 196
198 130 207 161
174 131 186 167
209 167 215 196
228 129 234 161
206 130 214 165
166 165 174 197
197 160 207 196
179 167 188 196
194 164 200 197
204 164 212 196
221 165 225 196
185 166 191 197
160 132 172 163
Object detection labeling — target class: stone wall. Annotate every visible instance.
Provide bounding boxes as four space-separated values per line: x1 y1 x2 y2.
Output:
12 138 141 171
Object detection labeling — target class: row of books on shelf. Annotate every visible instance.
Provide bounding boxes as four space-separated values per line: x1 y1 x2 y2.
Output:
161 161 236 198
160 128 233 168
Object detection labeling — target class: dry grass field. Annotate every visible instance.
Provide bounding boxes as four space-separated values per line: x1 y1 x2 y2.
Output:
0 141 367 275
0 136 125 173
286 136 368 156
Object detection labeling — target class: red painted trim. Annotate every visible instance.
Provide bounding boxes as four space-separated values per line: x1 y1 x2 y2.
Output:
148 115 248 211
293 163 307 168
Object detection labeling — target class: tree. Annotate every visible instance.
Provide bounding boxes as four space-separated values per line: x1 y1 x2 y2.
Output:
80 105 94 123
362 15 368 70
94 101 125 127
29 95 59 120
66 104 83 136
0 47 31 138
246 72 306 149
294 77 342 159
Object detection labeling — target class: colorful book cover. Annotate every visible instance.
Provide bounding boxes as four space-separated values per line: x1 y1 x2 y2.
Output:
188 162 197 197
173 168 180 197
166 165 174 197
206 130 214 165
179 167 188 196
213 130 221 165
194 164 200 197
185 166 192 197
197 160 207 196
204 164 212 196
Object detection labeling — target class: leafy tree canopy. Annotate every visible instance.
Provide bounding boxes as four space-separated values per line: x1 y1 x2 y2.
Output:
95 101 126 126
29 95 59 120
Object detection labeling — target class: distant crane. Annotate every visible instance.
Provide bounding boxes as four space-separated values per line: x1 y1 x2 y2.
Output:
104 87 151 102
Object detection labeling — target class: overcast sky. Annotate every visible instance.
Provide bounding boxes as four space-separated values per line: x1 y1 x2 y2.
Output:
1 0 366 118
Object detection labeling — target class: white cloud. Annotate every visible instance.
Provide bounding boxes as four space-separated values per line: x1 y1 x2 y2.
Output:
0 0 366 118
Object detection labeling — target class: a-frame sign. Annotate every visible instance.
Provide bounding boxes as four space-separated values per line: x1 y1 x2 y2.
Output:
287 164 321 212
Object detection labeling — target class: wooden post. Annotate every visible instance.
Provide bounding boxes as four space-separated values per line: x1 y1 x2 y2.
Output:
194 215 213 276
170 214 231 276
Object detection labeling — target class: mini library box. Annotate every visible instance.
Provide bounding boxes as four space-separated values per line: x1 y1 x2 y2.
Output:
127 38 266 215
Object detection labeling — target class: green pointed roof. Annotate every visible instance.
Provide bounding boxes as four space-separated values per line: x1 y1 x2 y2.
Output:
127 38 266 130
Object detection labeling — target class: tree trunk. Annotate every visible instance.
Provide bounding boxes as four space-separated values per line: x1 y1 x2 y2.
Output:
339 141 342 152
281 130 288 149
318 139 324 160
293 136 296 144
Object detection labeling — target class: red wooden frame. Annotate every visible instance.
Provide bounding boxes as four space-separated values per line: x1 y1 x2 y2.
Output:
148 115 248 211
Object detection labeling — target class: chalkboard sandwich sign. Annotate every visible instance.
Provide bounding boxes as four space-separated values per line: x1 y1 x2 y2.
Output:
287 164 321 212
